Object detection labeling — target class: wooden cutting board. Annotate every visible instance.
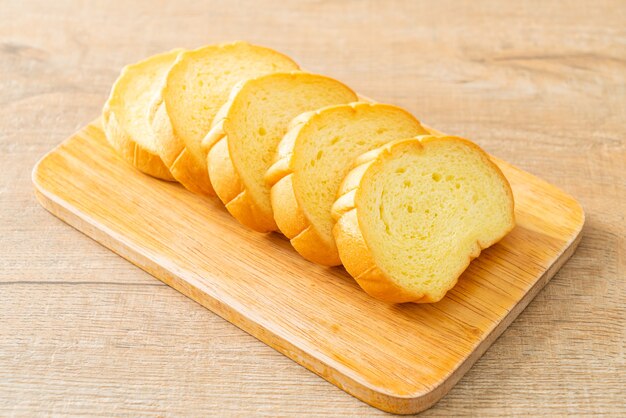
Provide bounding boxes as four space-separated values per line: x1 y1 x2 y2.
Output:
32 120 584 415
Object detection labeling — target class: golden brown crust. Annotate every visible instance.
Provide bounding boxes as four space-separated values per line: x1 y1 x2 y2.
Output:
206 135 244 202
269 174 309 237
102 50 182 181
207 134 277 232
149 66 215 196
332 136 515 304
269 173 340 265
334 209 427 303
265 110 344 266
101 105 175 181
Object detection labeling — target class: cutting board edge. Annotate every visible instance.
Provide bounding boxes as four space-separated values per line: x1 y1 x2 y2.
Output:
31 127 585 415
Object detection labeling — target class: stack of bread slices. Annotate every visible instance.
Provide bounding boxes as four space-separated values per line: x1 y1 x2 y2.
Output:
103 41 515 304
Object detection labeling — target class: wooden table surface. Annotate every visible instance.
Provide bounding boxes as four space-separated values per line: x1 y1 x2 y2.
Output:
1 1 624 416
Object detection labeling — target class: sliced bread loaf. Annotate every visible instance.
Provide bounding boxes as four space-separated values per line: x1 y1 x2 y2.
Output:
202 72 358 232
102 49 182 180
332 136 515 303
265 103 428 265
150 41 300 195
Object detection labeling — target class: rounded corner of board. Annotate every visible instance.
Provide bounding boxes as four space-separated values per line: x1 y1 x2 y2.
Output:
363 387 446 415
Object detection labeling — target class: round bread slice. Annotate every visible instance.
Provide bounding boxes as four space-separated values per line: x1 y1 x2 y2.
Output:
202 72 358 232
150 41 300 195
265 102 428 266
331 136 515 303
102 49 183 180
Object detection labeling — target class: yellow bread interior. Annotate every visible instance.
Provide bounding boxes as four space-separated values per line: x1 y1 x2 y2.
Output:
270 103 427 262
204 72 358 231
157 41 300 188
334 136 515 303
102 49 182 179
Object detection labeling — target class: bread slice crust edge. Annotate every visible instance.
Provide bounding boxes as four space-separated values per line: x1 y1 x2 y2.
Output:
102 49 183 181
149 48 215 196
203 75 284 232
331 136 516 303
265 110 345 265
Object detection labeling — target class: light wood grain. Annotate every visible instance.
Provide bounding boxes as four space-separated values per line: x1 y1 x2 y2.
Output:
2 0 625 416
32 120 583 414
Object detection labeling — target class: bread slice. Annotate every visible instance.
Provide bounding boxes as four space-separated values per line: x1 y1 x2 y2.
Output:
332 136 515 303
102 49 182 180
202 72 358 232
149 41 300 195
265 103 428 265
